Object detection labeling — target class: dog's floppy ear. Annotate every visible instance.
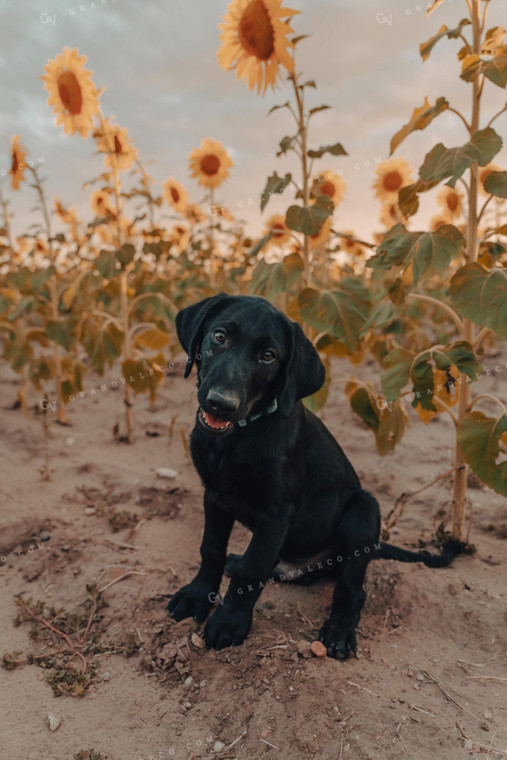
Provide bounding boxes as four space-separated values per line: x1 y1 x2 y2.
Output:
176 293 231 378
278 320 325 417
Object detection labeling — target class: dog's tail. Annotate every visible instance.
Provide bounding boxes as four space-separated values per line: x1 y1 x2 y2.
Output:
376 538 465 568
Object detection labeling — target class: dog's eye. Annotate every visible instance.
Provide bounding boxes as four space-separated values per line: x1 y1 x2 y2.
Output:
212 329 226 344
260 349 277 364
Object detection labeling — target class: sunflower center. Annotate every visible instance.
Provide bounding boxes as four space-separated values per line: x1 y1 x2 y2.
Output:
57 71 83 115
383 171 403 192
272 223 285 234
320 181 336 198
446 193 458 212
201 154 221 176
238 0 275 61
170 187 180 203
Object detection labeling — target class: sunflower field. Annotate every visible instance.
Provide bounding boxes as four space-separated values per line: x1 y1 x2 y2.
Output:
1 0 506 545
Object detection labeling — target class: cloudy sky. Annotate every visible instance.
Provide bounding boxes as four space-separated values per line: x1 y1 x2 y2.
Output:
1 0 506 241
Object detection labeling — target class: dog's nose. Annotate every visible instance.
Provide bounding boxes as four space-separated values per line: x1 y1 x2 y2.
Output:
206 390 240 416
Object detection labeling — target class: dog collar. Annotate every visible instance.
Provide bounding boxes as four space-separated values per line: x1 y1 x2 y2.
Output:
237 398 278 427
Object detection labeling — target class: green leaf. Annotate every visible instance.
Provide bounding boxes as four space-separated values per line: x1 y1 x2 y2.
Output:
443 341 482 380
420 19 471 61
419 128 503 187
307 142 347 159
381 347 413 402
398 179 439 217
411 351 437 411
458 412 507 496
461 46 507 88
46 320 75 351
368 224 463 293
303 356 330 414
450 263 507 339
95 250 118 280
277 135 297 156
298 281 371 352
116 243 136 266
82 320 124 374
359 300 396 337
249 253 303 301
285 195 333 236
249 230 273 258
122 354 166 403
260 172 292 212
483 170 507 198
390 97 449 155
347 383 409 454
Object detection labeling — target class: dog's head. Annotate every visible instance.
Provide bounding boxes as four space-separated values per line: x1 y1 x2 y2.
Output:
176 293 325 435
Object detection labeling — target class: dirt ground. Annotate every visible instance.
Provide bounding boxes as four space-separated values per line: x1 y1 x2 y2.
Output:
0 347 506 760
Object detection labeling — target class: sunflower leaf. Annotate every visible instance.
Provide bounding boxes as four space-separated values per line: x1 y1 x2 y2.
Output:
307 142 347 159
483 170 507 198
260 172 292 212
461 46 507 88
398 179 440 217
390 97 449 155
249 230 273 258
267 101 291 115
420 19 471 61
381 347 414 402
458 412 507 496
285 196 333 236
298 281 371 352
450 263 507 339
309 105 331 116
419 127 503 187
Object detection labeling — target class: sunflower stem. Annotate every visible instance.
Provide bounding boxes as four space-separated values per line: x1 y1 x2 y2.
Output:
98 112 134 444
452 0 481 543
290 73 311 291
29 165 66 425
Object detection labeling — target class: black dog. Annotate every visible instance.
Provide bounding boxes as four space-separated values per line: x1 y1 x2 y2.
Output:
167 294 460 659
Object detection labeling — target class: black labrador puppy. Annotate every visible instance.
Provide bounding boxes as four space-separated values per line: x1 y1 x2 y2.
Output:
168 293 460 659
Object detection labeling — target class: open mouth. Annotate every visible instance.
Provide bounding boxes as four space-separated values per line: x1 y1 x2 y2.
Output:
198 408 235 434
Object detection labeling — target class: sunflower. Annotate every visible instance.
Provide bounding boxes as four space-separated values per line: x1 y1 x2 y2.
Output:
311 171 347 207
210 205 234 223
339 230 365 258
95 119 138 171
9 135 28 190
90 189 116 217
218 0 299 93
96 215 135 245
170 224 191 254
373 158 413 203
437 186 463 219
186 204 207 224
264 213 291 246
308 217 332 250
379 202 406 229
189 138 233 189
478 163 502 195
162 177 189 214
41 47 100 138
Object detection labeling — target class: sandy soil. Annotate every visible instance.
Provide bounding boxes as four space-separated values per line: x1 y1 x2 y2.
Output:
0 348 506 760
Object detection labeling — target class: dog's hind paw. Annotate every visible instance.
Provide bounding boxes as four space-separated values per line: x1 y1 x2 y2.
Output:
318 618 357 660
224 553 243 577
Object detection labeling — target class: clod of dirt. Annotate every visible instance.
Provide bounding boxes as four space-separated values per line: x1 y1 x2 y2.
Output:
191 633 205 649
310 640 327 657
46 712 61 732
297 640 312 658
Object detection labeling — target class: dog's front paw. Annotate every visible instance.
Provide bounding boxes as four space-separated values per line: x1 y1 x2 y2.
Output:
203 605 252 650
167 580 215 623
318 618 357 660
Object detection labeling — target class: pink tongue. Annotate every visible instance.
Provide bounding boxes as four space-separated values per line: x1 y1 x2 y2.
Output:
203 412 229 429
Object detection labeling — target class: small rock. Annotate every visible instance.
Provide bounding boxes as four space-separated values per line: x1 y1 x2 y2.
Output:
213 740 225 752
156 468 179 479
481 722 490 732
191 633 205 649
66 437 74 446
297 640 312 658
483 710 493 719
464 739 473 750
45 713 61 732
184 676 193 687
310 640 327 658
39 532 51 542
103 672 111 682
85 507 96 516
